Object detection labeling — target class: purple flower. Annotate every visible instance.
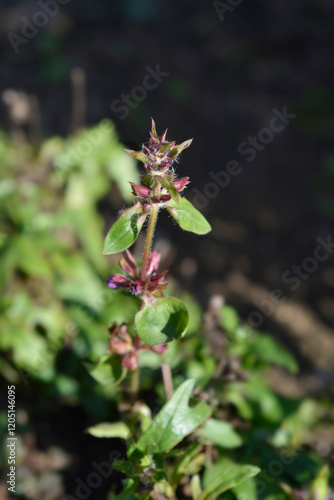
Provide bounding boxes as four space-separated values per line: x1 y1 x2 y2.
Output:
107 249 168 298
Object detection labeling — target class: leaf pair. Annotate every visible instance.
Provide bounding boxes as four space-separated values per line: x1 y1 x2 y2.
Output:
102 197 211 256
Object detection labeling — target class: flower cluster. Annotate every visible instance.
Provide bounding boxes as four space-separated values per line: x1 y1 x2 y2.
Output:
108 323 167 370
125 118 192 173
107 249 168 299
125 118 192 206
129 174 190 203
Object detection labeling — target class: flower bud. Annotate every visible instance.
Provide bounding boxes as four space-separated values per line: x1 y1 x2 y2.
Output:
130 182 151 198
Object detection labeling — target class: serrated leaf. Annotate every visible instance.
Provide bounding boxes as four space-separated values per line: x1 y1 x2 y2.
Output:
135 297 189 346
102 203 147 255
199 465 261 500
87 422 130 439
136 379 211 453
199 418 243 449
166 197 211 234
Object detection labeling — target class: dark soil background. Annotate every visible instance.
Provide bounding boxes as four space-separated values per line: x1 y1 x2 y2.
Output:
1 1 334 498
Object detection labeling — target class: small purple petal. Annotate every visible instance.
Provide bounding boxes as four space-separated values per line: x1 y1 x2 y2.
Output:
147 251 161 276
107 279 118 289
119 249 139 278
107 274 132 289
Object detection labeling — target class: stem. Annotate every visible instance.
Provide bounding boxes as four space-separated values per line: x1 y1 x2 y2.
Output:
140 203 159 283
161 361 173 399
129 366 140 399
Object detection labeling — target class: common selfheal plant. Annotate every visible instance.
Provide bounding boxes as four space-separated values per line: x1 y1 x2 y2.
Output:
103 119 211 351
87 121 262 499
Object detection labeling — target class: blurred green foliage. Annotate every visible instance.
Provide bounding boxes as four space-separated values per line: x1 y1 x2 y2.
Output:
0 121 140 400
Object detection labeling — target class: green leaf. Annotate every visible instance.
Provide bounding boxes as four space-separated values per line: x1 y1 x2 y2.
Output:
240 375 284 423
166 198 211 234
173 444 206 485
199 418 243 449
232 477 257 500
113 460 133 475
191 475 203 500
135 297 189 346
85 354 126 385
13 235 52 279
310 465 331 500
136 379 211 453
111 478 138 500
179 292 202 335
199 465 261 500
87 422 130 439
102 203 147 255
220 305 239 335
169 139 193 159
174 443 203 475
248 334 298 373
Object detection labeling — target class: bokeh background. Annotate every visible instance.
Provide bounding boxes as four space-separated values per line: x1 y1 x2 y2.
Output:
0 0 334 498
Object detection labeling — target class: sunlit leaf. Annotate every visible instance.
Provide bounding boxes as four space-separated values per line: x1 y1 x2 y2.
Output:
85 354 126 386
136 379 211 453
166 197 211 234
102 203 147 255
199 418 243 448
135 297 189 346
87 422 130 439
199 464 260 500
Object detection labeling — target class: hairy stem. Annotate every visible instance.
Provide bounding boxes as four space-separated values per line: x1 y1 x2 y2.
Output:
140 181 161 283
